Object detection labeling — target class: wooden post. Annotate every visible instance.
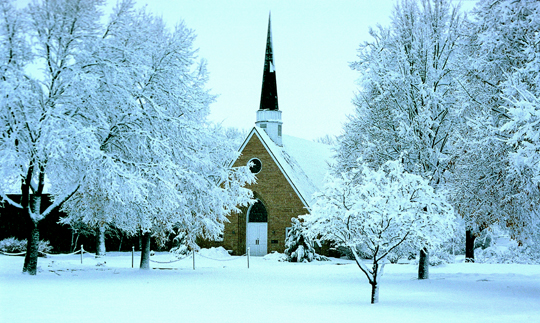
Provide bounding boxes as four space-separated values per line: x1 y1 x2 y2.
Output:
132 246 134 268
192 251 195 270
247 247 250 269
80 245 83 264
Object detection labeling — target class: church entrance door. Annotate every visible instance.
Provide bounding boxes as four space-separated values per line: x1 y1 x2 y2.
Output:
246 200 268 256
247 223 267 256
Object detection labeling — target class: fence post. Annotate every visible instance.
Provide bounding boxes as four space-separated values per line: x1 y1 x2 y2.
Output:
132 246 134 268
80 244 83 264
247 247 250 269
192 251 195 270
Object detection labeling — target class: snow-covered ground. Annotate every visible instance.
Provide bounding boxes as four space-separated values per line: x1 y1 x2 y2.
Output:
1 248 539 323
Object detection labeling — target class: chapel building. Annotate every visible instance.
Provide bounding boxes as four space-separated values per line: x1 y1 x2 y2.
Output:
222 15 332 256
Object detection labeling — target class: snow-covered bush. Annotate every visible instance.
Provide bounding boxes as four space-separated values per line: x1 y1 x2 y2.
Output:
169 232 192 257
38 240 52 253
0 237 52 254
474 229 493 250
170 245 190 257
476 243 540 265
263 251 287 262
386 241 416 264
284 218 328 262
425 247 455 266
0 237 27 253
334 244 373 261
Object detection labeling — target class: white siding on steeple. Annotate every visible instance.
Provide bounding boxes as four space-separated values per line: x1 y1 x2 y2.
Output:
256 110 283 146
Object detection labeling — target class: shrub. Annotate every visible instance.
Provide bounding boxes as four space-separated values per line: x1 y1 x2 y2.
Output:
284 218 328 262
428 248 455 266
37 240 53 253
476 243 540 264
0 237 27 253
169 232 191 257
386 240 417 263
0 237 53 254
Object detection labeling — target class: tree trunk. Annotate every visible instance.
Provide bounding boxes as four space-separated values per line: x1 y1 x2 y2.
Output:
70 230 80 253
95 225 106 257
370 281 379 304
118 233 123 252
418 248 429 279
73 233 79 253
465 229 476 263
22 223 40 275
22 195 41 275
140 231 151 270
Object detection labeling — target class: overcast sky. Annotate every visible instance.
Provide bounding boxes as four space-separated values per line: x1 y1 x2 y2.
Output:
154 0 398 140
17 0 478 141
141 0 478 140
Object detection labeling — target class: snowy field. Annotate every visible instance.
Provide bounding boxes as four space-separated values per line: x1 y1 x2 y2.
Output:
1 249 539 323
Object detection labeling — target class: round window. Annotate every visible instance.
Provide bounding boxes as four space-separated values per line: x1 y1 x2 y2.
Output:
248 158 262 174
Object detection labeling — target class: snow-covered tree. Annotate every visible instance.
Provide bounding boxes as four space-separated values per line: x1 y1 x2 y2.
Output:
1 0 254 273
304 160 455 304
284 217 327 263
449 0 540 258
223 127 249 149
0 0 104 275
338 0 463 277
55 1 255 269
493 0 540 245
314 134 337 146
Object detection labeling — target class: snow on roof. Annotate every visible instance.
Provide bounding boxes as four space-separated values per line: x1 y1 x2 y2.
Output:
246 127 333 207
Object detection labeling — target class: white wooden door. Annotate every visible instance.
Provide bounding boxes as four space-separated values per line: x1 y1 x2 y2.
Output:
247 223 267 256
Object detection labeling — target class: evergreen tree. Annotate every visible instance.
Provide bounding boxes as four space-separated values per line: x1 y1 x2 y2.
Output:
284 217 327 263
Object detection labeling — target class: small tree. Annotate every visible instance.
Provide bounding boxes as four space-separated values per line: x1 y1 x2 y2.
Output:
284 218 327 262
304 160 455 304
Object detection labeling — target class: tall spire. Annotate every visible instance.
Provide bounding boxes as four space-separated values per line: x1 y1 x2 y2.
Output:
259 12 279 111
255 12 283 146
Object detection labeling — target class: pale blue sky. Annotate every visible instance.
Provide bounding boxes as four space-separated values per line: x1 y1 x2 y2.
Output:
160 0 398 140
140 0 478 140
15 0 477 140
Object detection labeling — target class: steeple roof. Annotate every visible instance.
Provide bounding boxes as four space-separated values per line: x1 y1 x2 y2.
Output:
259 13 279 111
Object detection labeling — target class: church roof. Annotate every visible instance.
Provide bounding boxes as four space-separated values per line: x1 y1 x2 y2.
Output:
239 127 333 208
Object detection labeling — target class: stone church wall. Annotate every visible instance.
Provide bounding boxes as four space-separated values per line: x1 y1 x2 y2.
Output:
223 133 308 255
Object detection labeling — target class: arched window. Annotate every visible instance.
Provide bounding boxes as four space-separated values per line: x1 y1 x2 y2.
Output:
248 200 267 223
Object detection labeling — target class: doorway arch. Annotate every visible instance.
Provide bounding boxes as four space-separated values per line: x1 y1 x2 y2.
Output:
246 199 268 256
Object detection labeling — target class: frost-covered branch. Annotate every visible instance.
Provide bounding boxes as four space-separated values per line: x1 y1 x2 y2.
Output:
304 159 456 303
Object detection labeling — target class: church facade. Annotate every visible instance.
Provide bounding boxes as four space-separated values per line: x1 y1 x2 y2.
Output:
222 16 332 256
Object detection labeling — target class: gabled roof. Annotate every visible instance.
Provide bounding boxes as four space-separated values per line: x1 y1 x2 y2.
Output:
238 127 333 208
